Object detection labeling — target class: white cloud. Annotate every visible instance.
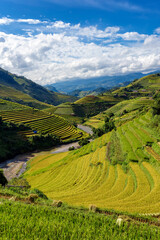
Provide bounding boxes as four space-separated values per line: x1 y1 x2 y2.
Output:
0 20 160 85
50 21 71 28
17 19 42 24
118 32 147 41
0 17 14 25
0 17 43 25
155 27 160 34
45 21 120 40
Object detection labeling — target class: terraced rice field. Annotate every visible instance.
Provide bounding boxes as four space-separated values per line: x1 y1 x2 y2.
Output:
0 99 30 111
85 97 153 128
0 109 84 141
25 113 160 213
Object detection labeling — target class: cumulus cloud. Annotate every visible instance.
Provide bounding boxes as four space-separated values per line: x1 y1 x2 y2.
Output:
45 21 120 41
0 20 160 85
0 17 14 25
17 19 42 24
118 32 147 41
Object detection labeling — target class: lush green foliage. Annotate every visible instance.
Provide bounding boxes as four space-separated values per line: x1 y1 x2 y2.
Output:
0 117 68 162
29 134 61 149
0 118 31 162
0 99 30 111
1 200 160 240
85 97 153 129
0 67 77 107
0 169 8 186
78 138 90 146
152 97 160 115
93 117 116 138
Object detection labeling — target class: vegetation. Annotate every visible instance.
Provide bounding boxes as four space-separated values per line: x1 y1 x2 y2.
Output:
2 71 160 238
45 103 84 124
0 169 8 186
24 107 160 214
92 116 116 138
29 134 61 149
0 67 77 108
78 138 90 146
0 84 51 110
112 73 160 99
74 94 121 118
1 181 160 239
85 97 153 129
1 199 160 240
0 108 86 142
0 117 62 162
0 117 30 162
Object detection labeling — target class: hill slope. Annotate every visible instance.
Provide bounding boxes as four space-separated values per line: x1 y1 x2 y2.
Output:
85 97 153 128
0 108 85 141
0 84 51 110
0 68 77 107
25 107 160 213
113 73 160 99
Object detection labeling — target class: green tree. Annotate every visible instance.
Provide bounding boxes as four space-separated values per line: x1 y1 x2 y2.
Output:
0 169 8 186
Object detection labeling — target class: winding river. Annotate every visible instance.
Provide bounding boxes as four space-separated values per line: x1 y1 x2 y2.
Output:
0 124 92 181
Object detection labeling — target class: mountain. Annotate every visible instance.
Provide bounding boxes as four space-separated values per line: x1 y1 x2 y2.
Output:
68 87 107 98
0 84 52 109
45 85 59 92
45 72 146 93
0 68 77 107
113 73 160 99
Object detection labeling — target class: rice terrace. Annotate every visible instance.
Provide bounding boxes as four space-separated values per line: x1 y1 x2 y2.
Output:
1 0 160 238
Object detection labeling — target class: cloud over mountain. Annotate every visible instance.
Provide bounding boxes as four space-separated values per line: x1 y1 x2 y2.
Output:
0 18 160 84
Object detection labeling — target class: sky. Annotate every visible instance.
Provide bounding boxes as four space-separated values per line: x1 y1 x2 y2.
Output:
0 0 160 85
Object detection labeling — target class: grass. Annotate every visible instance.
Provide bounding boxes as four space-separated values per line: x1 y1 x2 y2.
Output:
0 85 51 110
1 199 160 239
0 99 31 111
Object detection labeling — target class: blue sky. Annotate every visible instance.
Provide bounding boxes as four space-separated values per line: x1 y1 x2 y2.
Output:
0 0 160 84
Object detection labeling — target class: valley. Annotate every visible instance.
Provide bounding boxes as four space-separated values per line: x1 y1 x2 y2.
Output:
1 0 160 237
1 70 160 239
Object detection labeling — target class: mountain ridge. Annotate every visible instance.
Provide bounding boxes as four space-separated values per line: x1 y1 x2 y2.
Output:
45 72 147 93
0 68 77 108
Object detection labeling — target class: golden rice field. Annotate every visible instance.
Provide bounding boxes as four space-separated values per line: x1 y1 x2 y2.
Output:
25 113 160 214
0 109 84 141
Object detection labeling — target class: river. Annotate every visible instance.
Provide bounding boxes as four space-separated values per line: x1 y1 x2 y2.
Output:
77 124 93 135
0 124 92 181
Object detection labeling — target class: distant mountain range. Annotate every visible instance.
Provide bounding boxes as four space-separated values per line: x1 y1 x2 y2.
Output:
44 72 148 94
